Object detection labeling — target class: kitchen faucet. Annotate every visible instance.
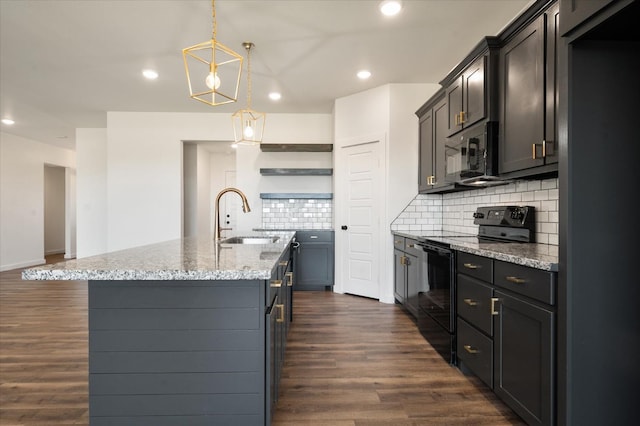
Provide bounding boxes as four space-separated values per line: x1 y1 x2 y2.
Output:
214 187 251 240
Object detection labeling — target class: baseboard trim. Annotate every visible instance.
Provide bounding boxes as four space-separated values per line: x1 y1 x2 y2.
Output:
0 258 46 272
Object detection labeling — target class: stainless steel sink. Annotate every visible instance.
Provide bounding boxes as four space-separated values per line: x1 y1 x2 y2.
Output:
220 236 280 244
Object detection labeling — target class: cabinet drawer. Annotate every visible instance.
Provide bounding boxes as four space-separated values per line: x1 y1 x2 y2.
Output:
494 261 556 305
457 252 493 283
393 235 405 251
457 274 493 336
296 230 334 243
457 318 493 389
404 238 422 257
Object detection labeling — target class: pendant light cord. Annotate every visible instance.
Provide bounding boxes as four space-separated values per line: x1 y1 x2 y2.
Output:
211 0 217 39
246 44 252 109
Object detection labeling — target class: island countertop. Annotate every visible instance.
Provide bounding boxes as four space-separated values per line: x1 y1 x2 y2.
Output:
22 231 296 281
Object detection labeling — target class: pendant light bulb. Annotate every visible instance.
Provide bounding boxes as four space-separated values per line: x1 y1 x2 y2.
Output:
243 122 254 138
205 71 221 90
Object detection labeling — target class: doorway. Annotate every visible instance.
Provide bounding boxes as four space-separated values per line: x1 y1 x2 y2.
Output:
43 165 66 259
182 141 237 238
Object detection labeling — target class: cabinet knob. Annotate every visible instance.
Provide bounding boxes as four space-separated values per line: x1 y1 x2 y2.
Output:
270 280 282 288
463 298 477 307
463 263 479 270
505 276 526 284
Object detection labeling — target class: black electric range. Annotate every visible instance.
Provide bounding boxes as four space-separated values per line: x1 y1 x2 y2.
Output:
412 206 535 365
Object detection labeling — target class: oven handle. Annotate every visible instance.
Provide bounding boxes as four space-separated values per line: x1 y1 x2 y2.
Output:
416 243 451 257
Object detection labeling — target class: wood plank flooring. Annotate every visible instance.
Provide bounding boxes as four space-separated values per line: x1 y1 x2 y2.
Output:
1 260 523 425
274 291 524 425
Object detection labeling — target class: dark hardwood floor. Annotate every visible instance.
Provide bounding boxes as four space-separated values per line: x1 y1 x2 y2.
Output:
1 260 523 425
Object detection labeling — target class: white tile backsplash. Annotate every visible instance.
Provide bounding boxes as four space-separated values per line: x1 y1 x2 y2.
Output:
261 198 333 229
391 178 559 245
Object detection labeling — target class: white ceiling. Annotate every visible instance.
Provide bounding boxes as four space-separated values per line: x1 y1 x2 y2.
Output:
0 0 531 150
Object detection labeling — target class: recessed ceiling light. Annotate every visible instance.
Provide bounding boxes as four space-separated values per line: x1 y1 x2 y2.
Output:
357 70 372 80
142 69 159 80
1 118 15 125
269 92 282 101
379 0 402 16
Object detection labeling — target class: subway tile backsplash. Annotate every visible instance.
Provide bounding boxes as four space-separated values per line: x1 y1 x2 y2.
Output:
391 178 559 245
261 198 333 230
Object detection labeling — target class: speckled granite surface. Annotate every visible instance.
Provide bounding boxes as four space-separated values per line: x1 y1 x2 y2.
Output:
22 231 296 281
394 231 558 272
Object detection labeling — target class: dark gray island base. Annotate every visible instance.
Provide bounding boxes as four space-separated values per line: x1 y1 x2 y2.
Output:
23 232 295 425
89 279 267 425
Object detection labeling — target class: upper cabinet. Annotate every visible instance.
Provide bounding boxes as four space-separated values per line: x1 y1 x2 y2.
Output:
416 90 450 192
414 0 561 192
498 1 559 177
559 0 618 35
441 38 500 138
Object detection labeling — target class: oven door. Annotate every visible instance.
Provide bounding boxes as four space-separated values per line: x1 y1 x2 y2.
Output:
417 243 453 333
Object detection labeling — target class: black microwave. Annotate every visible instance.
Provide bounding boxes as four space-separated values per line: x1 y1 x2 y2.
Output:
444 121 499 185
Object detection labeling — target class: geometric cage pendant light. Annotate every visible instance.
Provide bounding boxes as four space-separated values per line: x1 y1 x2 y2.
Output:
232 42 266 145
182 0 243 107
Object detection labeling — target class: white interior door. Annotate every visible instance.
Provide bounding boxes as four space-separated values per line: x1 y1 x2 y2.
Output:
340 141 381 299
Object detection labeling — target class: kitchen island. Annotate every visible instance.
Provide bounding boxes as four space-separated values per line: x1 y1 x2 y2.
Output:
22 231 295 426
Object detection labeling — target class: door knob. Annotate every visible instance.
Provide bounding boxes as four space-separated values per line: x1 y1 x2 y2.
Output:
341 225 348 230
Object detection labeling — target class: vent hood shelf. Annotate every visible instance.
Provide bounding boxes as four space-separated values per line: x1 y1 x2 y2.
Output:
260 168 333 176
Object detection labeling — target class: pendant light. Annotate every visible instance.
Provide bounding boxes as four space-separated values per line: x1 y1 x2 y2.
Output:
232 42 266 145
182 0 243 107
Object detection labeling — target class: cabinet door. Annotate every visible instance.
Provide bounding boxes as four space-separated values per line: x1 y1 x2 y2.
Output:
432 97 448 188
544 3 560 166
265 295 278 422
296 243 333 288
418 108 434 192
500 14 546 174
494 290 554 426
394 249 406 303
462 56 486 129
446 75 464 136
405 252 419 318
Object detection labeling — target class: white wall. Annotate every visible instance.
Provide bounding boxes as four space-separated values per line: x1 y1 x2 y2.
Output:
183 144 198 237
76 128 107 258
0 132 75 271
333 83 436 304
209 150 236 237
44 165 66 255
78 112 332 253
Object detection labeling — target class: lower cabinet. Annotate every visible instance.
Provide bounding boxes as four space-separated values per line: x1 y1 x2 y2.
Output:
393 235 421 318
456 251 556 426
293 231 334 290
266 246 293 425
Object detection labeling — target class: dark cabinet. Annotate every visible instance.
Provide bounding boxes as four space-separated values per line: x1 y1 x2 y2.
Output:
494 289 554 426
266 246 293 424
293 231 334 290
456 252 557 426
393 235 422 318
559 0 618 35
446 56 487 136
393 237 406 303
417 91 449 192
499 2 559 177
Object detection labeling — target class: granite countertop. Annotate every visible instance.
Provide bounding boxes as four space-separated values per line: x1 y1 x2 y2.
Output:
394 231 558 272
22 231 296 281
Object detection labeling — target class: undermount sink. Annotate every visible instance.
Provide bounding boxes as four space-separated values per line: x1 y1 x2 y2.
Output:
220 236 280 244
